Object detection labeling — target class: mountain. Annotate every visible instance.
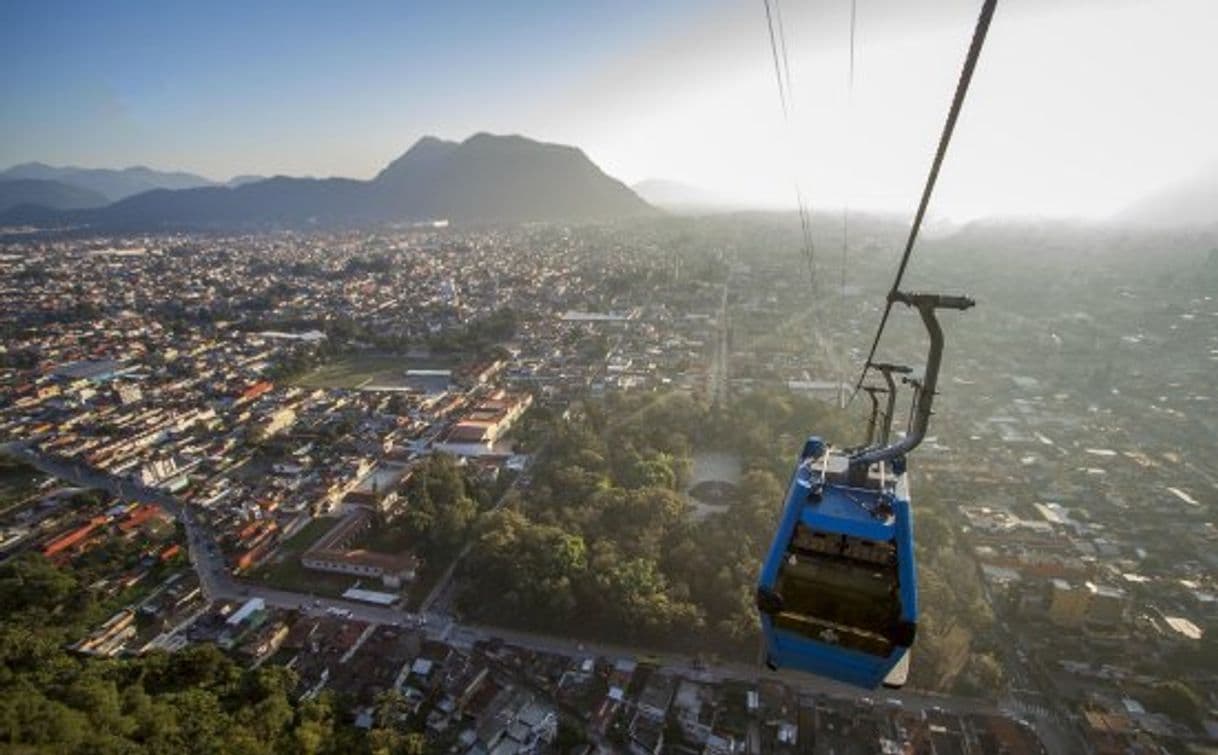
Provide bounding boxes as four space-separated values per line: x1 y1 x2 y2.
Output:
632 179 738 214
83 176 374 228
0 179 109 212
1121 165 1218 228
375 136 458 180
1 133 656 229
371 133 653 222
0 163 215 202
226 175 267 188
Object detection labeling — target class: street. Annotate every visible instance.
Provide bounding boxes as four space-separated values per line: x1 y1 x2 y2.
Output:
3 440 1014 722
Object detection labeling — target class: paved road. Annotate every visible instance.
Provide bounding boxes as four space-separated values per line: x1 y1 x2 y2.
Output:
1 442 234 596
3 441 1013 721
445 620 1002 716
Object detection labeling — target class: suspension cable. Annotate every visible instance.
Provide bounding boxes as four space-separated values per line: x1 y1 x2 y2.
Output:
762 0 817 288
762 0 790 117
840 0 855 303
773 1 816 286
838 0 857 407
851 0 998 399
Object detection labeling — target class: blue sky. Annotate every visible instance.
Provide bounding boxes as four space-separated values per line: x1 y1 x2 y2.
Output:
0 0 712 178
4 0 1218 219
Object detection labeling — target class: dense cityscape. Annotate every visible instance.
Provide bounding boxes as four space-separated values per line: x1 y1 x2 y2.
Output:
0 218 1214 754
5 0 1218 751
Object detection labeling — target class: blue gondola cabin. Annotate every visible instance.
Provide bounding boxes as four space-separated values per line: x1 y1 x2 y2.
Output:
756 436 917 689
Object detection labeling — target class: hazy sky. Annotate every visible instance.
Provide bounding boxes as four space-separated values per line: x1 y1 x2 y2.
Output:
2 0 1216 220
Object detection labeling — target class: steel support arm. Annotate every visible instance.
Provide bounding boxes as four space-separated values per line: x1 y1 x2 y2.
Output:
849 292 973 473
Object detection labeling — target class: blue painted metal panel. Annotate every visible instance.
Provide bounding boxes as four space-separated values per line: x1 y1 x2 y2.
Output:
893 497 918 621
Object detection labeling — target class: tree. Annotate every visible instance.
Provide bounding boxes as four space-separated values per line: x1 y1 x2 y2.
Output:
0 555 431 752
555 717 588 752
966 653 1005 695
0 553 79 614
1144 681 1205 729
292 695 337 755
625 457 676 490
367 728 427 755
63 675 128 736
398 454 481 558
915 510 954 559
461 509 588 621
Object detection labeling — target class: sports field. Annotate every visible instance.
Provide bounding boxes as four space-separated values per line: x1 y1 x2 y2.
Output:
292 353 457 389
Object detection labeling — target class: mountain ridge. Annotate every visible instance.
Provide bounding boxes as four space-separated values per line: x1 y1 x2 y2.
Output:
1 133 655 229
0 179 110 213
0 163 215 202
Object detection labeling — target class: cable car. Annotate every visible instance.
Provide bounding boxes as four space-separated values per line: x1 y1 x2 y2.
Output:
756 434 915 689
756 292 972 689
753 0 994 689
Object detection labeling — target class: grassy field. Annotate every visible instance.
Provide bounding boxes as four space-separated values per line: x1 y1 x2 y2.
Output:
251 558 356 599
292 353 458 389
281 517 340 551
351 523 412 553
247 517 354 598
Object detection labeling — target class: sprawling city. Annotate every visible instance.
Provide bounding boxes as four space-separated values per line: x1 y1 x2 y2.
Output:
1 214 1214 754
3 1 1218 753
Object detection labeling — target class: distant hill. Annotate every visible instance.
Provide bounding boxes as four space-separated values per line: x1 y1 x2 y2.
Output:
632 178 737 214
226 175 267 188
0 162 215 202
1 133 655 229
1121 165 1218 228
81 176 373 228
0 179 109 212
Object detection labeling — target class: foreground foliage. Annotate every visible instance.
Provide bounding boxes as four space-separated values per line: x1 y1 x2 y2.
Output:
0 554 423 754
